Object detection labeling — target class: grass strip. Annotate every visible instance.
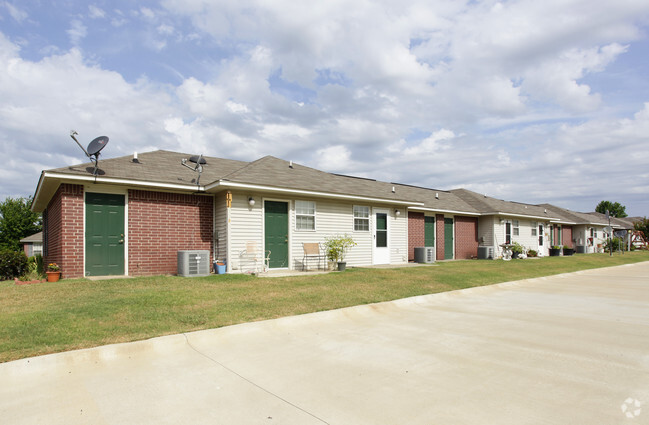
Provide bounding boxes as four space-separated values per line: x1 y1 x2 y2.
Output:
1 252 647 363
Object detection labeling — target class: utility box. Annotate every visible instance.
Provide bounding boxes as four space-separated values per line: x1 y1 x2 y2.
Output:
178 250 210 277
414 247 435 263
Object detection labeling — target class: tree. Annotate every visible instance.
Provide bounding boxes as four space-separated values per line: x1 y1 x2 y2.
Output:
635 217 649 240
0 196 42 251
595 200 628 218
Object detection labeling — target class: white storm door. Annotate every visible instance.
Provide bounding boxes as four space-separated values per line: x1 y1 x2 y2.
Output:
538 224 545 256
373 209 390 264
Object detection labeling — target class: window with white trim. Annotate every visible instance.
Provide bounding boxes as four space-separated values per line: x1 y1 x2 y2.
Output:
531 221 537 236
513 219 520 236
295 200 315 230
353 206 370 231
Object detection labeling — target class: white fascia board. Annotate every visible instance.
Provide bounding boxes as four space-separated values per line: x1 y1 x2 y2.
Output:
210 180 423 206
549 219 577 225
42 172 204 192
407 206 480 216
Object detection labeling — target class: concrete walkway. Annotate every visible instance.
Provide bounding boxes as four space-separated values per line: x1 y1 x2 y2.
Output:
2 262 648 424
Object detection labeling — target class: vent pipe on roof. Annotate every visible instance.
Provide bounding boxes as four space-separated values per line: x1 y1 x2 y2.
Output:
289 160 293 168
435 192 439 199
392 186 395 193
132 152 139 163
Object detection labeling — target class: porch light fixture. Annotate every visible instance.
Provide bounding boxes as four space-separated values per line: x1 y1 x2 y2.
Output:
395 209 401 216
248 197 255 206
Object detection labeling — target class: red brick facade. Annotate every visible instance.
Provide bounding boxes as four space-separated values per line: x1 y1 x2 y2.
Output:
43 184 84 279
128 190 213 276
436 214 445 260
455 216 479 259
43 185 214 278
408 212 425 261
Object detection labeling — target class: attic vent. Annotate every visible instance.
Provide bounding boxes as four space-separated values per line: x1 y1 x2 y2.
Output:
178 250 210 277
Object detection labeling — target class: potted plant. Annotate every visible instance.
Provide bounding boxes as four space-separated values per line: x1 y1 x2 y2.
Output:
46 263 61 282
511 242 524 259
324 234 357 271
549 246 562 256
562 245 575 256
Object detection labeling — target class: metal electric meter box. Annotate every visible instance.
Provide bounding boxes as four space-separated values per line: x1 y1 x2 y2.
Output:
177 250 210 277
414 247 435 263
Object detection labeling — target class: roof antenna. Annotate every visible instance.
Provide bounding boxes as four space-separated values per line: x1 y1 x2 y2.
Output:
181 154 206 186
70 130 109 176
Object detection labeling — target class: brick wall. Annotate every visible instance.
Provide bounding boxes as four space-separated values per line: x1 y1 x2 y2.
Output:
408 212 424 261
563 226 573 248
44 184 84 278
128 190 213 276
455 216 478 259
436 214 445 260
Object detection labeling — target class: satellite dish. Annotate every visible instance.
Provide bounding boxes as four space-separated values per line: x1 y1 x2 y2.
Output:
188 155 206 165
181 154 206 186
70 130 109 176
87 136 109 156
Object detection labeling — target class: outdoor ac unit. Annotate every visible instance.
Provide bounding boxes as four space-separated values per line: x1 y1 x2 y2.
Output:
414 247 435 263
478 246 495 260
177 250 210 277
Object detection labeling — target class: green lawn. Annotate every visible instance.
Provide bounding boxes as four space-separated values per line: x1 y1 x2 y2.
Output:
1 252 648 363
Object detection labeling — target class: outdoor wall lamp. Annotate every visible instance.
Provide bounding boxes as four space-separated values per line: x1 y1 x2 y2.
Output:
395 209 401 216
248 197 255 206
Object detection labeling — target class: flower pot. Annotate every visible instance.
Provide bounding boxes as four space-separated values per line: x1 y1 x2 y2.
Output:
549 248 561 257
563 248 574 256
214 261 226 274
337 262 346 272
46 271 61 282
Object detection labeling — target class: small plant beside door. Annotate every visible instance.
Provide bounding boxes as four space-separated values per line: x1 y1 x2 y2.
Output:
324 234 357 271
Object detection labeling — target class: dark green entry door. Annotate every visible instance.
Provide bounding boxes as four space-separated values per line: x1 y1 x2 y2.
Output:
424 216 435 246
86 193 125 276
264 201 289 268
444 218 454 260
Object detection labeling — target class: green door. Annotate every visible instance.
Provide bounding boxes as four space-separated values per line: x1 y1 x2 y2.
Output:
86 193 125 276
424 216 435 246
264 201 289 268
444 217 454 260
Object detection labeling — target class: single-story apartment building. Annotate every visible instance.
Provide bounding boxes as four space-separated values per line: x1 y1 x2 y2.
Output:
31 150 628 278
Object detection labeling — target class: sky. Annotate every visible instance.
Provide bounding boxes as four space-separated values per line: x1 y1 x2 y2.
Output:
1 0 648 216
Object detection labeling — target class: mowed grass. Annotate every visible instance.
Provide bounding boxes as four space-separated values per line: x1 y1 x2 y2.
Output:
1 252 648 363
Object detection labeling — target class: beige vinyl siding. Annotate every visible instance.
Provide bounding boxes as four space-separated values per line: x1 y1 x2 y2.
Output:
390 208 408 264
291 199 373 268
478 216 495 247
513 220 540 253
228 192 264 271
213 192 228 264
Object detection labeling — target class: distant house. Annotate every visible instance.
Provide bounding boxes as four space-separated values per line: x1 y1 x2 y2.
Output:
20 232 43 257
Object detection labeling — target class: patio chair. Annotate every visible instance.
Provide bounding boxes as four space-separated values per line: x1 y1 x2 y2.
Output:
239 241 271 273
302 242 326 271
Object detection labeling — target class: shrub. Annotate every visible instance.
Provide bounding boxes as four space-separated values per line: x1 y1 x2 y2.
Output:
323 234 357 263
19 257 43 282
511 242 524 255
527 249 538 257
0 249 28 280
604 237 624 252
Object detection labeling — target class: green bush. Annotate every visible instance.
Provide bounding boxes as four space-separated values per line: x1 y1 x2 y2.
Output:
527 249 538 257
0 249 28 280
604 237 625 252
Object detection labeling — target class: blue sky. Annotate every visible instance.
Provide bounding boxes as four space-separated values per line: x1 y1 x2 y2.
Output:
1 0 649 216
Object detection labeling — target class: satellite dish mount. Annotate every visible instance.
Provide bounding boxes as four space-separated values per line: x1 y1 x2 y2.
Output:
70 130 109 176
181 154 206 186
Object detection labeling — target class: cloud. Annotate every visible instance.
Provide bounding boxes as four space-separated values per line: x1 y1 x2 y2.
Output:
67 19 87 46
3 2 28 23
88 5 105 19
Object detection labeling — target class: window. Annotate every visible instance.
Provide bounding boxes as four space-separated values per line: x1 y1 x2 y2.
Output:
531 222 537 236
513 220 519 236
33 243 43 256
295 200 315 230
353 206 369 231
505 221 512 244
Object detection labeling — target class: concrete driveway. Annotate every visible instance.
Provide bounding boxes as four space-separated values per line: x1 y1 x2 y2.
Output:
2 262 648 424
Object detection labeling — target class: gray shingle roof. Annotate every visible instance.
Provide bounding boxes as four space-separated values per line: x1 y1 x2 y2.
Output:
451 188 553 219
